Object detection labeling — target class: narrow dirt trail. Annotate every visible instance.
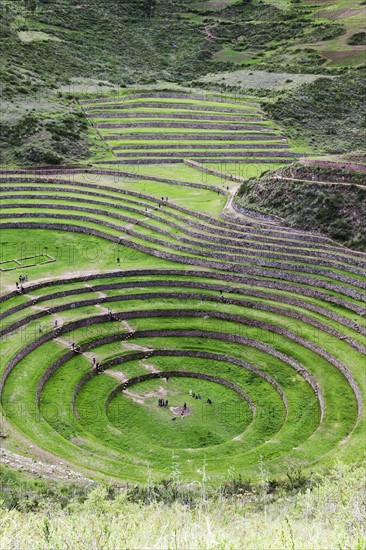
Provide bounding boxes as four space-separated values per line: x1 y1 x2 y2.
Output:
274 176 366 190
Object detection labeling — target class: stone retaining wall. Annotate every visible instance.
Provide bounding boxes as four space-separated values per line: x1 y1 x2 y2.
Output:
1 174 362 249
3 304 365 423
83 103 260 114
89 112 262 122
104 132 281 141
106 370 256 414
97 122 266 131
232 201 284 223
115 151 301 159
1 267 363 315
3 210 365 290
2 318 328 419
102 349 287 412
101 159 293 165
1 221 364 302
79 93 259 107
183 159 243 183
3 288 365 357
111 143 289 151
3 174 330 241
2 277 364 340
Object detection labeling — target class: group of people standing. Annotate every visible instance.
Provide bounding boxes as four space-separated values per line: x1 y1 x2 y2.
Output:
189 390 212 404
15 274 28 292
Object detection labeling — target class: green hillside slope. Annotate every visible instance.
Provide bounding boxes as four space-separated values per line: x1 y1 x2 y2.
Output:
235 161 366 250
1 0 365 99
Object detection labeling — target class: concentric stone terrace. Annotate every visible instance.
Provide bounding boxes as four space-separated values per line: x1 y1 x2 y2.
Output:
80 92 302 164
0 106 365 484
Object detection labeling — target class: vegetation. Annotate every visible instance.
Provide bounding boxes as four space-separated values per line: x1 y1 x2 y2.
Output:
0 0 365 547
0 106 90 165
265 69 366 154
80 92 299 164
1 0 364 102
0 150 365 484
235 163 366 250
0 461 365 549
347 31 366 45
0 0 214 96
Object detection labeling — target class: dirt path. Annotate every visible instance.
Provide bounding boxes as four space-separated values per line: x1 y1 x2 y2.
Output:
0 416 96 484
222 184 282 225
141 361 159 373
274 175 366 190
2 269 119 294
121 320 135 333
104 369 127 382
122 341 151 352
1 447 94 485
203 25 218 40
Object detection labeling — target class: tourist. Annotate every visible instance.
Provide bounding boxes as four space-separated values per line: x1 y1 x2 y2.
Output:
54 320 58 328
165 400 168 407
39 325 43 333
183 402 187 410
15 282 19 289
189 389 193 396
71 342 75 350
207 398 212 405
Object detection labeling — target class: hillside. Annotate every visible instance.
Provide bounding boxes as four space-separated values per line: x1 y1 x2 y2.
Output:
1 0 365 99
1 0 365 166
265 69 366 154
235 161 366 250
0 2 365 549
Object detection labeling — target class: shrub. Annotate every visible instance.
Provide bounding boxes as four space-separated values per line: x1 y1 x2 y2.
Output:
347 32 366 45
16 145 63 164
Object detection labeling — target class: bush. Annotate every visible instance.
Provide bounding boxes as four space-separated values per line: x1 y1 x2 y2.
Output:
235 164 366 250
347 32 366 45
16 145 63 164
